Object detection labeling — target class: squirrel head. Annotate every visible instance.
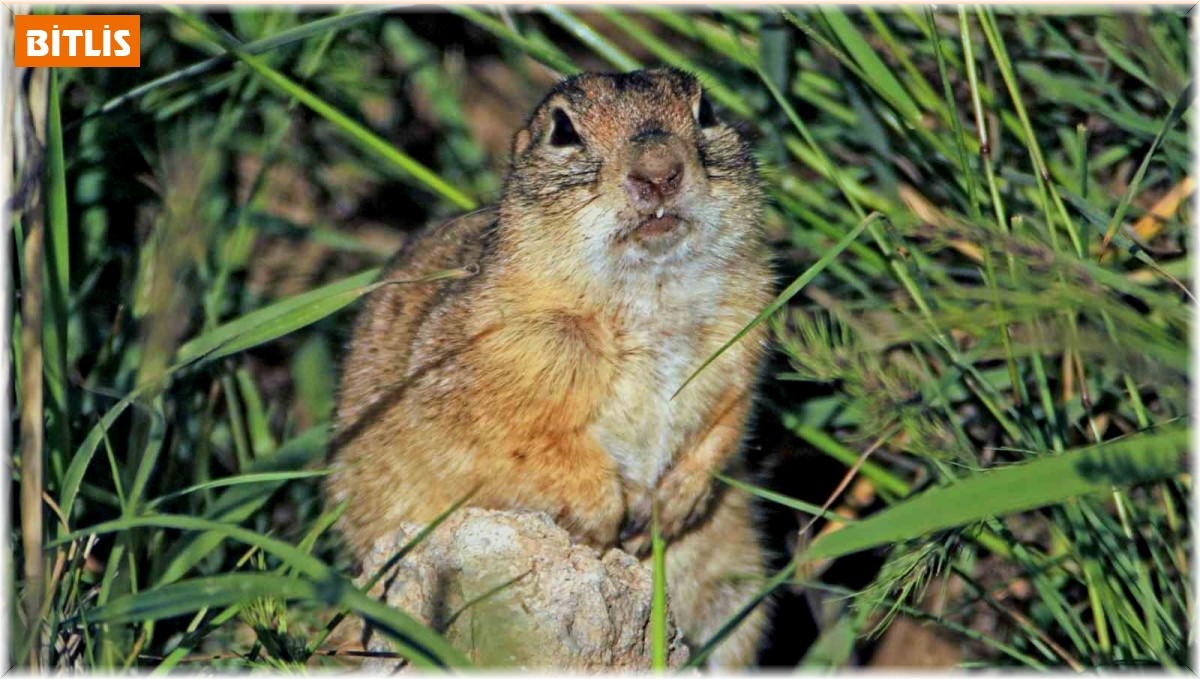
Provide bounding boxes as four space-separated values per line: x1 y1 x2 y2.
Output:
499 68 761 287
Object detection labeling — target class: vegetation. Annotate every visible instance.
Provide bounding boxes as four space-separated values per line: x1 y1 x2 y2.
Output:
9 6 1191 671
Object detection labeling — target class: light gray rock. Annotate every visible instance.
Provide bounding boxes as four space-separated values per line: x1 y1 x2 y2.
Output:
359 508 690 671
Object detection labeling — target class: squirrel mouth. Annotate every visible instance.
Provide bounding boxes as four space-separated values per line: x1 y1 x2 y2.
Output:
624 209 688 247
635 214 681 237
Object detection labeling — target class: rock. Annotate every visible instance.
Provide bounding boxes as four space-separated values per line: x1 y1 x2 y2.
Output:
359 508 690 670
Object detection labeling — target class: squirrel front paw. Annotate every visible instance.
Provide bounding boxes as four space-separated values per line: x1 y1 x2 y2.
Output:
656 465 716 539
619 466 715 557
618 482 652 548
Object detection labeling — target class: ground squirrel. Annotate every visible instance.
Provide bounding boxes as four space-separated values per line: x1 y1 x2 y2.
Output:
327 68 774 668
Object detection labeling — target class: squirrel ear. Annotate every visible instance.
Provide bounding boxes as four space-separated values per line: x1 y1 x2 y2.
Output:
694 92 718 128
548 108 583 147
513 128 532 157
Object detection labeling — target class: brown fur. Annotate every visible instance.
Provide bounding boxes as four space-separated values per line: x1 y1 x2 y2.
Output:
328 69 773 668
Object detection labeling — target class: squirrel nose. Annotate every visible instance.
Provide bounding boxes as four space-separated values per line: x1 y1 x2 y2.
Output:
625 146 684 207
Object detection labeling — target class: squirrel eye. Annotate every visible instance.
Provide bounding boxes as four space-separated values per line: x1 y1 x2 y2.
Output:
548 108 582 147
695 94 718 129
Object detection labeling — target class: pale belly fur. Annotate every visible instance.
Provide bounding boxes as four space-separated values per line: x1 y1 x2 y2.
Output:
589 326 713 490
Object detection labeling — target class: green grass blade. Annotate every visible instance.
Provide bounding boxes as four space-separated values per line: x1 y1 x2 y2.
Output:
166 8 477 211
715 473 855 523
448 6 578 75
751 56 869 221
82 573 319 625
975 7 1083 256
650 501 667 671
339 587 469 668
145 470 333 509
52 514 329 578
799 579 1047 668
593 8 753 119
817 7 922 125
672 213 879 399
60 390 146 520
176 266 472 368
802 424 1188 563
44 68 70 491
1099 80 1193 250
926 8 982 221
543 7 641 71
785 422 910 499
125 395 167 516
683 560 798 669
175 268 379 367
644 9 756 68
75 7 397 128
156 428 329 585
235 368 275 456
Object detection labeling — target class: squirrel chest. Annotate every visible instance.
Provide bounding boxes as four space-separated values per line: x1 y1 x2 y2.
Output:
587 300 730 490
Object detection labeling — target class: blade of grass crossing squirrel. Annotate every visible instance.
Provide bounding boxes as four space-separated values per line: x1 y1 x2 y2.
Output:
684 561 799 669
651 500 667 670
672 213 879 399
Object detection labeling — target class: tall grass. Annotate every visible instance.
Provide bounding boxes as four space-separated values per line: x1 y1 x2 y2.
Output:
9 6 1191 670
